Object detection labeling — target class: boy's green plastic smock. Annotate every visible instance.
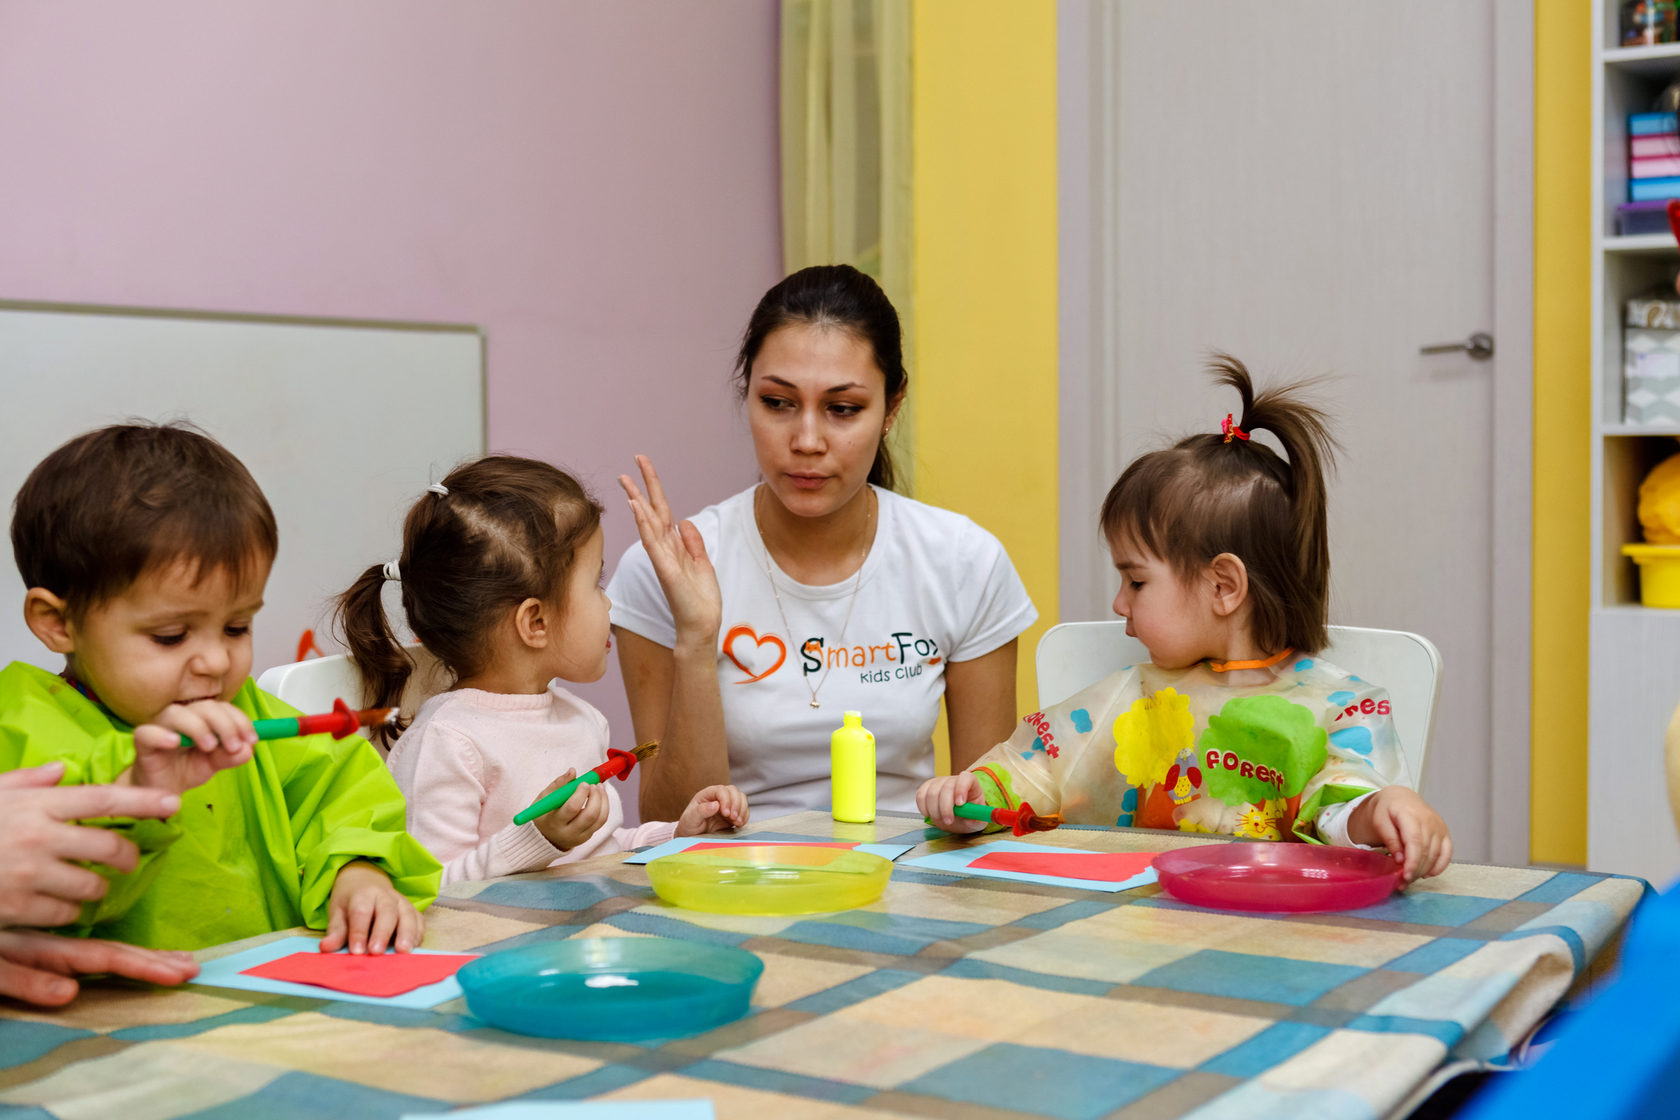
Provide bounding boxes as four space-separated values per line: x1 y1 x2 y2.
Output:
0 662 442 950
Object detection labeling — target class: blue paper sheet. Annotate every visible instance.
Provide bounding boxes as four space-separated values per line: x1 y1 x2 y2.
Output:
903 839 1160 893
401 1104 713 1119
401 1105 713 1119
623 835 914 864
192 935 469 1008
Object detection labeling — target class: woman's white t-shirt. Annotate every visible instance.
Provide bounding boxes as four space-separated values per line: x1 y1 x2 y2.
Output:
606 485 1038 818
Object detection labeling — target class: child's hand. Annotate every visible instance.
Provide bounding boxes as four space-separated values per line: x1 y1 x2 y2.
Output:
619 455 722 640
126 701 256 794
1346 785 1453 883
916 773 989 833
320 860 423 954
531 769 612 852
674 784 749 836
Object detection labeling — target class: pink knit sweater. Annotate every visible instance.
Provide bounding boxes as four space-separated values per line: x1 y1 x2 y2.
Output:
386 682 676 886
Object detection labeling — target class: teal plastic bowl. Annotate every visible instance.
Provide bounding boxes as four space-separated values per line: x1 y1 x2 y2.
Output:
456 937 763 1041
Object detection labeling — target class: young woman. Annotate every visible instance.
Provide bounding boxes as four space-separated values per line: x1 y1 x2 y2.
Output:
609 265 1038 821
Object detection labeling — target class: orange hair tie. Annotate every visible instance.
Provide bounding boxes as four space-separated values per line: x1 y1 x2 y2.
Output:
1221 414 1249 443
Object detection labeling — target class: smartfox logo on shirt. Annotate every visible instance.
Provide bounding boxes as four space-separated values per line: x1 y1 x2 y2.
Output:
721 624 941 684
722 625 785 683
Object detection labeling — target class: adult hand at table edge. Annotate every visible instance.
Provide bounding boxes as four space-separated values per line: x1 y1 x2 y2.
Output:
0 929 198 1007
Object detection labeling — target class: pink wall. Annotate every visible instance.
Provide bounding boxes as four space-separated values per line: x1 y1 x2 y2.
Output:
0 1 782 814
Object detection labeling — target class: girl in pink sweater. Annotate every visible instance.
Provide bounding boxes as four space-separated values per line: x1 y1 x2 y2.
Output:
338 457 746 886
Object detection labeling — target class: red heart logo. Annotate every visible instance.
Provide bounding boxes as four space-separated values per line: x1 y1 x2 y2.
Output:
723 625 787 683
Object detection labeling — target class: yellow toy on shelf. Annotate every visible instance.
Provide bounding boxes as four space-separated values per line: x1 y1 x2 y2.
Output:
1624 448 1680 606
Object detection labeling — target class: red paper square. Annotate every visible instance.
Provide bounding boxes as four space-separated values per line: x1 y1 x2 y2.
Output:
968 849 1157 883
241 951 477 997
685 841 859 852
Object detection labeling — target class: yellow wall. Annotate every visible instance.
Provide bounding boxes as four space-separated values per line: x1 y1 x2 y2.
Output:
1532 0 1590 865
911 0 1059 759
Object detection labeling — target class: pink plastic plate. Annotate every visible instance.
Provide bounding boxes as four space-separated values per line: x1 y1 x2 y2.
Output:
1153 842 1401 913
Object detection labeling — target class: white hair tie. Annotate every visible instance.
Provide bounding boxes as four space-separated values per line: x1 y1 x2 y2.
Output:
427 482 449 497
382 560 401 582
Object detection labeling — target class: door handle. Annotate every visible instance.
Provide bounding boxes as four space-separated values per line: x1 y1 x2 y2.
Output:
1420 331 1494 361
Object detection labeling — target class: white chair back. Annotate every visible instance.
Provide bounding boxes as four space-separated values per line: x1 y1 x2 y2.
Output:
1034 620 1441 784
256 647 451 727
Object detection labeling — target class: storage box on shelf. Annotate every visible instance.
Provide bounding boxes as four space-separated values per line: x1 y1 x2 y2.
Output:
1624 295 1680 423
1627 112 1680 201
1617 199 1678 235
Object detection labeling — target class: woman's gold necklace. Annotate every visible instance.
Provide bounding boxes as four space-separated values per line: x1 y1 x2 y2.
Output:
755 486 875 709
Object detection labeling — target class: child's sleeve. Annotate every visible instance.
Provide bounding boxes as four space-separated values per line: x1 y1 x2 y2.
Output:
963 669 1140 822
242 681 440 923
614 818 679 852
0 685 183 931
967 721 1065 817
276 730 443 924
1295 681 1411 844
393 722 563 888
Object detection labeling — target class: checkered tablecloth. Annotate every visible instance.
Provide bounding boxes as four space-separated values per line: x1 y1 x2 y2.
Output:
0 812 1647 1120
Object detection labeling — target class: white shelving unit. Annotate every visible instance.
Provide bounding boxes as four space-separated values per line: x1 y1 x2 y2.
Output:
1589 4 1680 885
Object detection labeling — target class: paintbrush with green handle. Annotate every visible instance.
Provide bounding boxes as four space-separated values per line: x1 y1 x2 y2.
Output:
172 698 396 747
950 800 1063 836
513 740 661 825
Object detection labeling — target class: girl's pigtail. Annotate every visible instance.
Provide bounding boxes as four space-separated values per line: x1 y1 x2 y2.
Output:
1209 353 1338 653
334 563 414 749
334 456 603 754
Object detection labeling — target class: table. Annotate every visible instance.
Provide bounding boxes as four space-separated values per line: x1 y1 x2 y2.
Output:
0 813 1648 1120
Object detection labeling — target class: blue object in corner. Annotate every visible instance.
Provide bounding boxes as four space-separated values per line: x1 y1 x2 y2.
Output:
1460 878 1667 1119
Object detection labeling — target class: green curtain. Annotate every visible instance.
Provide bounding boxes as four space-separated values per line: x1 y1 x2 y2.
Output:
780 0 915 488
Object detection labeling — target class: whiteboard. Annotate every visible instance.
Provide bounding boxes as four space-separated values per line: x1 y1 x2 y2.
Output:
0 303 485 678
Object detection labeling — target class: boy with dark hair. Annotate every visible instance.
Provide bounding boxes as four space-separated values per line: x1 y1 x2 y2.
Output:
0 422 440 952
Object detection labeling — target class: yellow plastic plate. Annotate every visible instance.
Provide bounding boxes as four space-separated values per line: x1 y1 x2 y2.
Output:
645 844 892 916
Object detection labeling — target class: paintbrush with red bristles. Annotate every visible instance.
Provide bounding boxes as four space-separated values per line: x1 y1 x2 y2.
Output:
951 800 1063 836
512 740 661 825
173 697 396 747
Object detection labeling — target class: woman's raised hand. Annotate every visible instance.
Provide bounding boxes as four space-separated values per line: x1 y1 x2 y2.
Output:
620 455 721 639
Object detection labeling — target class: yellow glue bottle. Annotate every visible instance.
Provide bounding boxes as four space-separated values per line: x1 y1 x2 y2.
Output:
830 710 876 823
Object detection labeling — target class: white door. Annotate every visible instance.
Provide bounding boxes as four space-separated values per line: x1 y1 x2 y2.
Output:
1060 1 1532 863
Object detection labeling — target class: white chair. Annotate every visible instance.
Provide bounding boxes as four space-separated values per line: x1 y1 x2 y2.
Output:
256 647 451 726
1034 620 1441 784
